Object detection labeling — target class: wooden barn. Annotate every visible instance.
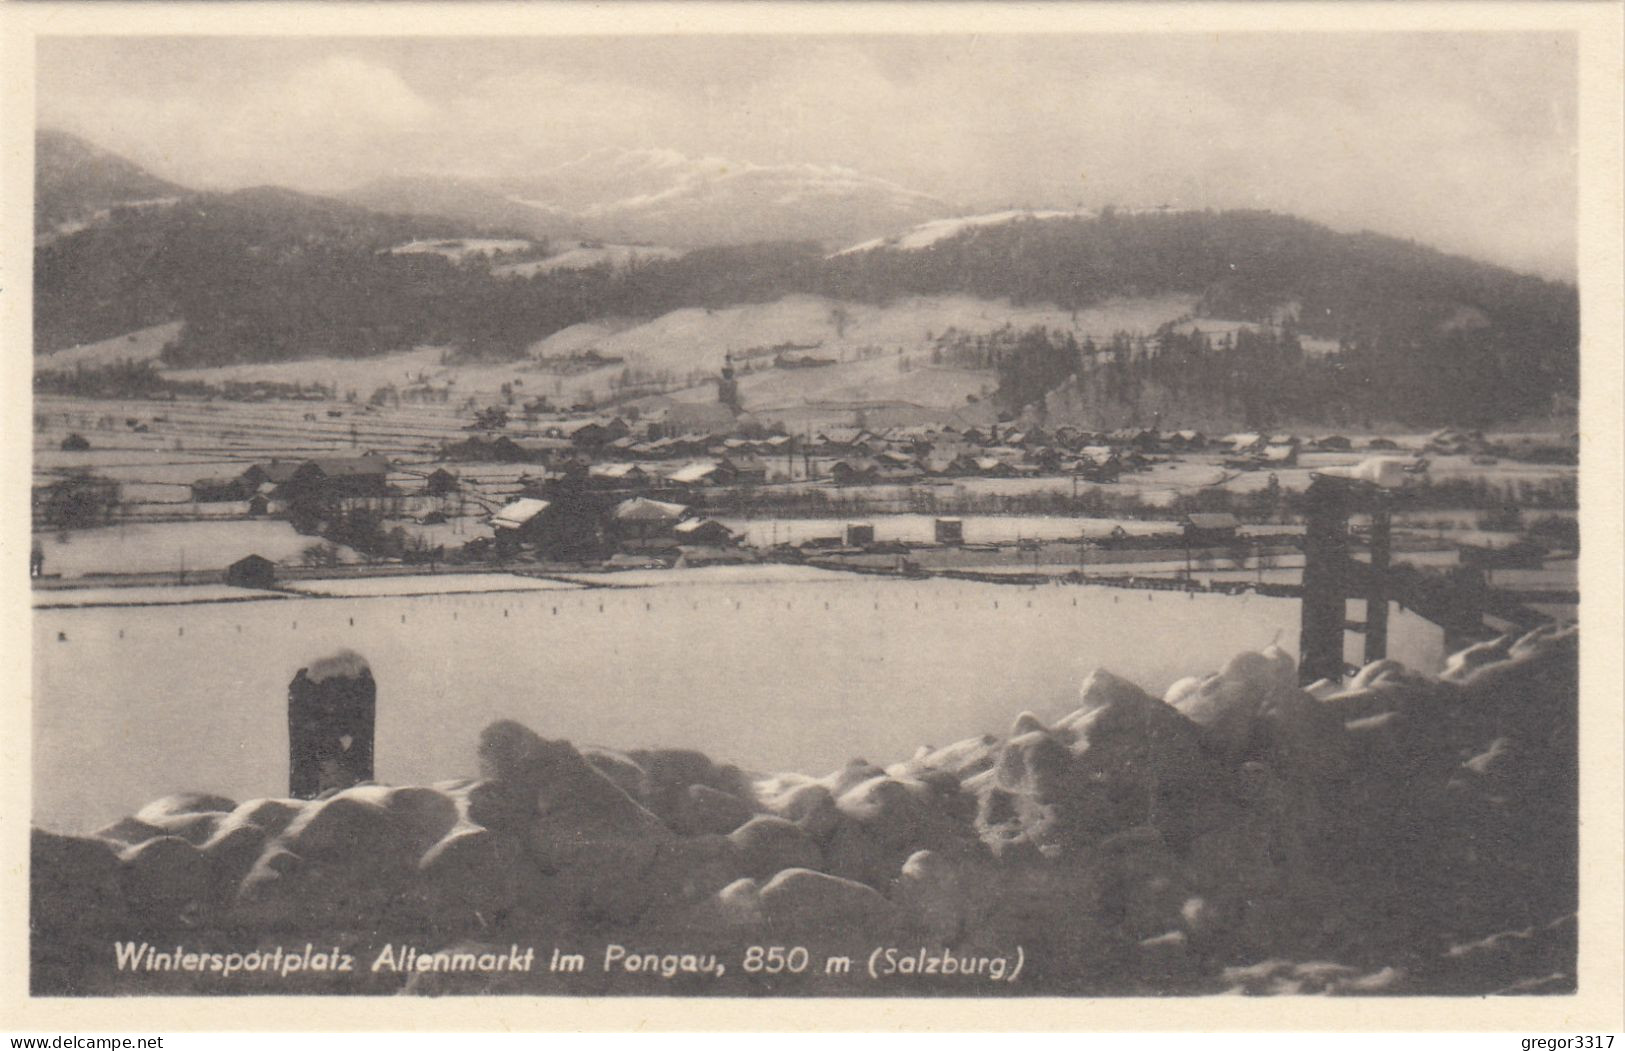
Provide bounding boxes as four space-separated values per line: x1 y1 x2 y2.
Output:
225 554 278 589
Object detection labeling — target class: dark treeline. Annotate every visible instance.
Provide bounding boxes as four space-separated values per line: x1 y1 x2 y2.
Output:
37 200 1576 427
987 320 1547 428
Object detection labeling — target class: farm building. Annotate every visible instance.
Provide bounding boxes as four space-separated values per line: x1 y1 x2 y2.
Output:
587 462 648 489
1166 430 1207 451
673 518 736 545
934 518 964 545
224 554 278 589
492 497 553 533
59 433 91 452
720 456 769 485
286 456 392 499
489 497 595 556
1182 513 1241 545
238 460 305 491
611 497 690 545
668 461 735 488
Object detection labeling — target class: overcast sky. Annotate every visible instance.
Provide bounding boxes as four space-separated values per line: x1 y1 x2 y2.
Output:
38 34 1577 278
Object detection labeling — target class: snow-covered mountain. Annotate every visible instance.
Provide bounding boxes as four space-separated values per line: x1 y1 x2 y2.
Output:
349 147 955 248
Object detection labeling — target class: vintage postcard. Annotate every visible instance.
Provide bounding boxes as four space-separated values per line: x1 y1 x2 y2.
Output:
2 0 1621 1034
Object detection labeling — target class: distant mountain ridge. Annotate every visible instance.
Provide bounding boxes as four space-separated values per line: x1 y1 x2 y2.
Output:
348 146 954 248
35 128 187 233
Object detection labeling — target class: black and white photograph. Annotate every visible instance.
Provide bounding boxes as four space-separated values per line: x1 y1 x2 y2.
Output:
5 2 1622 1028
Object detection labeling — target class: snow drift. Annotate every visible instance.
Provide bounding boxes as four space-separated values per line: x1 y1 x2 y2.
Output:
31 623 1577 996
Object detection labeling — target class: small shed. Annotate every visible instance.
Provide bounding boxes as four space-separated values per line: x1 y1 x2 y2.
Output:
934 518 964 545
845 522 876 547
225 554 278 589
60 433 91 452
247 494 270 517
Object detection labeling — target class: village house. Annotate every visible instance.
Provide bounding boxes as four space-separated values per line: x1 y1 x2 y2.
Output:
587 462 648 489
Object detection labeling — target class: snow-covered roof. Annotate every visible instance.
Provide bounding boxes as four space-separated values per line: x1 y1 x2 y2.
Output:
492 498 551 529
674 517 732 537
668 462 720 484
613 497 689 522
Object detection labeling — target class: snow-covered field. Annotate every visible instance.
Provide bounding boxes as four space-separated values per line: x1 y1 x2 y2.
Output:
34 519 353 578
33 572 1446 833
33 584 289 608
35 321 183 370
280 573 585 598
528 292 1199 402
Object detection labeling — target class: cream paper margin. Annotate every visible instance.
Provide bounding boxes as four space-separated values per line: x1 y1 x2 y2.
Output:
0 1 1619 1033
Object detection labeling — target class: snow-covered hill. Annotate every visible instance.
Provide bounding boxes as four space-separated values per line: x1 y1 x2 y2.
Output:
835 209 1097 255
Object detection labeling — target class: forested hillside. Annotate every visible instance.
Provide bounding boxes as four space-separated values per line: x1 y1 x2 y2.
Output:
35 135 1577 430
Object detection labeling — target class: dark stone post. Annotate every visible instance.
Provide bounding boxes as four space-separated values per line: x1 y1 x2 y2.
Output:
288 650 376 799
1364 500 1392 664
1300 475 1352 685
